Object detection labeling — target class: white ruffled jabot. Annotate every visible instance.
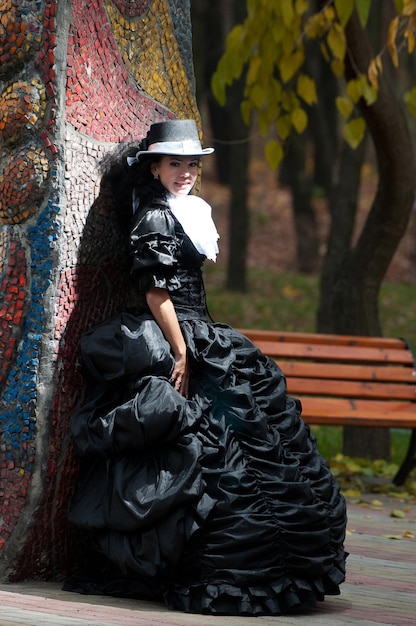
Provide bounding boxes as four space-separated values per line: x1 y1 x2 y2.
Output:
168 195 219 262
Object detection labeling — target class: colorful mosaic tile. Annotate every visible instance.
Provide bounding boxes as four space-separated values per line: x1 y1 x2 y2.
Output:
105 0 199 120
0 145 50 223
0 0 199 581
0 1 43 75
0 231 26 387
0 78 46 144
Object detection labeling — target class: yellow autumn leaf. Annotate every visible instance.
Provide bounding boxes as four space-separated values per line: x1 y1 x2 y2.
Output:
240 100 253 126
336 96 354 118
331 59 345 77
226 23 244 50
240 100 252 126
387 16 399 67
346 78 362 103
371 499 384 506
402 530 414 539
327 23 346 60
334 0 354 26
271 78 283 102
264 99 279 125
390 509 406 518
323 5 336 23
342 488 362 498
276 114 292 140
362 81 377 106
305 12 328 39
401 0 416 17
294 0 309 17
344 459 363 473
249 83 267 109
246 56 261 86
382 534 403 540
282 285 302 299
368 58 379 88
292 107 308 133
405 27 415 52
211 72 226 107
343 117 366 149
296 74 318 105
280 0 294 27
258 110 271 138
265 140 284 169
320 42 330 63
279 50 304 83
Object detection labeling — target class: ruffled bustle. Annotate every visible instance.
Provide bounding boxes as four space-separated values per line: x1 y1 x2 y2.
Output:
67 314 347 615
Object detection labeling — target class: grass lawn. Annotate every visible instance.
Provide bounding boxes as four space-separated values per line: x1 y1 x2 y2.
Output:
204 266 416 486
205 267 415 351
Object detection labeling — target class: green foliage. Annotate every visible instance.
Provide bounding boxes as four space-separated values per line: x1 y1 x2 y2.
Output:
265 140 284 169
328 452 416 501
404 86 416 115
313 425 413 471
205 265 416 488
204 266 416 352
343 117 366 148
205 266 416 490
211 0 416 167
334 0 354 27
354 0 372 27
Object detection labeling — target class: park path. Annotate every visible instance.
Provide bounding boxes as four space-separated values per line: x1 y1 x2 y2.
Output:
0 492 415 625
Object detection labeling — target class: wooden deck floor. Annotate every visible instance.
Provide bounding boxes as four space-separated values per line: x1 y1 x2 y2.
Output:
0 493 415 625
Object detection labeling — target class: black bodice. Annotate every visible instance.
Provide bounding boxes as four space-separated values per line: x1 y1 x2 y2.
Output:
130 205 208 320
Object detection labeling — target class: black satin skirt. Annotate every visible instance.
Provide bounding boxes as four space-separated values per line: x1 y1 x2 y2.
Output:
66 312 347 616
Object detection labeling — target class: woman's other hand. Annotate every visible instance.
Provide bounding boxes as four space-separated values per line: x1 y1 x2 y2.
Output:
146 287 189 397
171 351 189 397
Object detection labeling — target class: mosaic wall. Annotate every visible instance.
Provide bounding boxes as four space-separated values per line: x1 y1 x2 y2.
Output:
0 0 199 580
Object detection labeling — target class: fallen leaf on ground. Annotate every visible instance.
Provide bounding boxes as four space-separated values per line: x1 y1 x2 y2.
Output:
402 530 414 539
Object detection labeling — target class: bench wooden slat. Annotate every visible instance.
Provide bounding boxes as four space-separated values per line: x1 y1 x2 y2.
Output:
279 361 416 384
287 377 416 401
300 397 416 429
238 328 416 485
239 328 408 349
252 340 414 365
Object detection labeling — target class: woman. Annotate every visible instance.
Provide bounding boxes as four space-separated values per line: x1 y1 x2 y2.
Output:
66 119 347 616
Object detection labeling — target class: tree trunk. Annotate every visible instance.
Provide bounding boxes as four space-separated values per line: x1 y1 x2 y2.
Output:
194 0 234 185
318 10 415 459
279 38 337 274
342 12 414 332
307 41 339 194
225 86 250 292
317 137 367 333
191 0 250 291
280 134 320 273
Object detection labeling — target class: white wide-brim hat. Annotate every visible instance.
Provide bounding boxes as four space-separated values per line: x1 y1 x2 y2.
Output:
131 119 214 160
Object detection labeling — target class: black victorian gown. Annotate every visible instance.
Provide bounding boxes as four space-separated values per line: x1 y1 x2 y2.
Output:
67 195 347 616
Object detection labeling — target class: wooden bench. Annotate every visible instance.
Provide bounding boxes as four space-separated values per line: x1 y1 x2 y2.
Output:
239 329 416 486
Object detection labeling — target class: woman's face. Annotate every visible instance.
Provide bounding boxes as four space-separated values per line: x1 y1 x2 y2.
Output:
151 155 199 196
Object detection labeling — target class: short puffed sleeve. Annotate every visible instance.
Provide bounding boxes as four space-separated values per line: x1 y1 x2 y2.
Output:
130 207 181 293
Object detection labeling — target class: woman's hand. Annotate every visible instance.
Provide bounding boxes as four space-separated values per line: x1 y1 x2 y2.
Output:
146 287 189 397
171 351 189 397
